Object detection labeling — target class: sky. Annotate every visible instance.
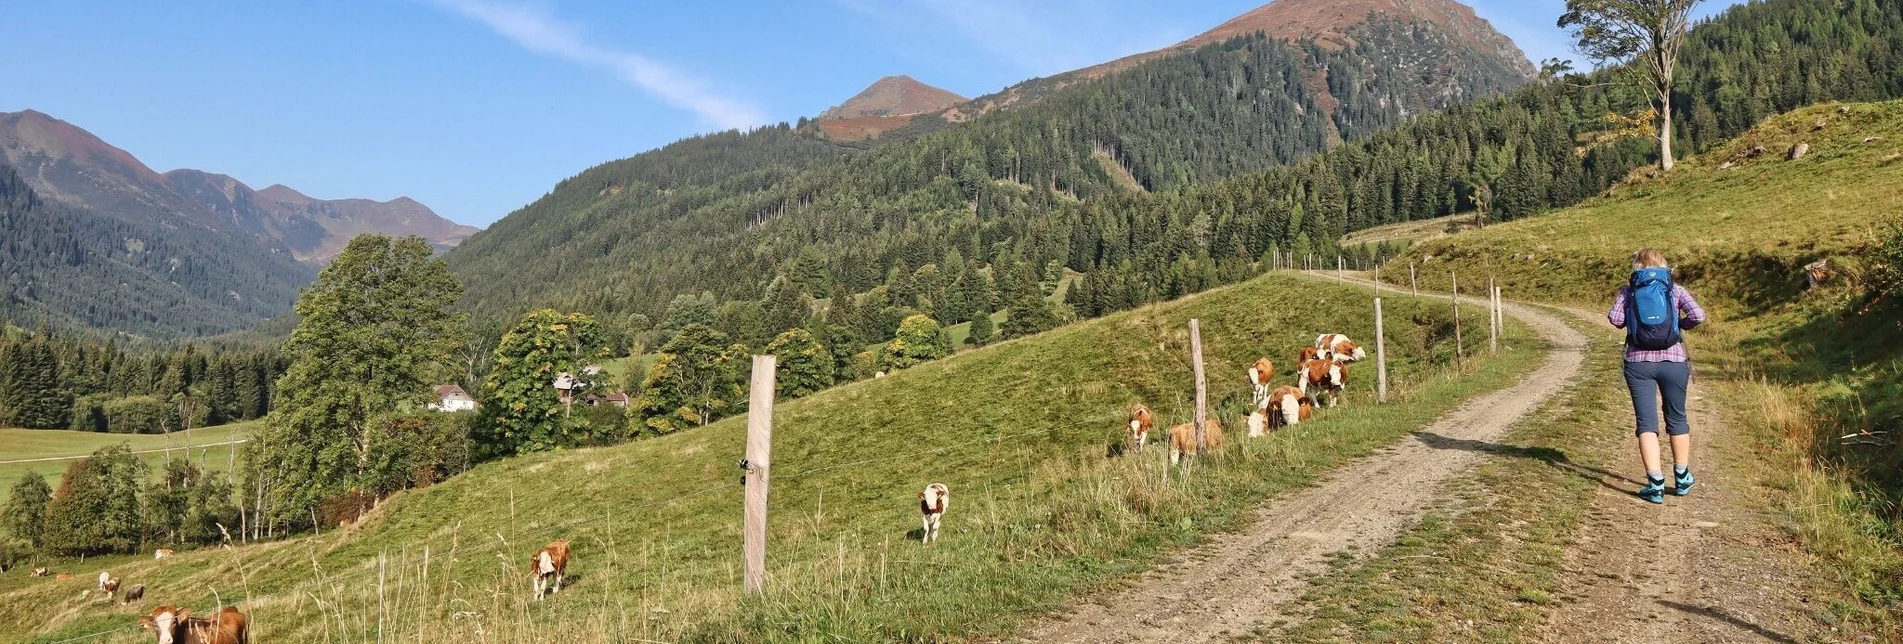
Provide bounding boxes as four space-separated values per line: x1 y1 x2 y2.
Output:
2 0 1747 228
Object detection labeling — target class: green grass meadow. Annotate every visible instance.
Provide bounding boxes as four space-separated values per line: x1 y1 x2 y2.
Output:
5 272 1539 643
0 423 255 506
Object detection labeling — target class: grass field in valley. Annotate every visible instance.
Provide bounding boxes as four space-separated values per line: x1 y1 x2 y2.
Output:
1374 100 1903 630
0 422 255 506
4 272 1541 643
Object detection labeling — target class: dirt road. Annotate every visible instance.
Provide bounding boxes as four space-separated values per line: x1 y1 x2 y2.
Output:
1017 275 1589 643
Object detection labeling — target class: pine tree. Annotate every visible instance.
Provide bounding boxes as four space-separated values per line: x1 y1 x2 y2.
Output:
965 312 995 347
762 277 812 336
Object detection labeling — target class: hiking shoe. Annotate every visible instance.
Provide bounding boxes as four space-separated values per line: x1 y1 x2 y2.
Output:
1673 468 1695 496
1639 477 1666 504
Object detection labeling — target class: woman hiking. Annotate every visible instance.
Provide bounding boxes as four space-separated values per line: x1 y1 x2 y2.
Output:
1608 248 1708 504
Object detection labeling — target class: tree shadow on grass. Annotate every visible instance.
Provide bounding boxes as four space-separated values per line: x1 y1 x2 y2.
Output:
1412 431 1641 491
1657 600 1798 643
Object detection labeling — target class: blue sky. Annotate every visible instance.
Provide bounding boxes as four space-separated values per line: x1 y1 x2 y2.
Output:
2 0 1745 227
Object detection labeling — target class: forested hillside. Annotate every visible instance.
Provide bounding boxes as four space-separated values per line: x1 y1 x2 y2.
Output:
445 3 1536 324
448 0 1901 350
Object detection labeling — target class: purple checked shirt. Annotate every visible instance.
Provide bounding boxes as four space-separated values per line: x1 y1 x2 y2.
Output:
1608 284 1707 362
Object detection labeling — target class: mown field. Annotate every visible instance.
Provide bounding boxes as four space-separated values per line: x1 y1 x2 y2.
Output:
0 423 255 506
5 271 1540 643
1375 100 1903 631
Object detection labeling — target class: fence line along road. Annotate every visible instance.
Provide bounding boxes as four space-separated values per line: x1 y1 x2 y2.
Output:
0 439 249 465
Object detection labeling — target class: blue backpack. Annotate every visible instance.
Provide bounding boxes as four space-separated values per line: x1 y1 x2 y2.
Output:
1626 267 1681 350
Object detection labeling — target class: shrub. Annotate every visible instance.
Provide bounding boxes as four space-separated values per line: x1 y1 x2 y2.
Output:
42 444 147 556
2 472 51 548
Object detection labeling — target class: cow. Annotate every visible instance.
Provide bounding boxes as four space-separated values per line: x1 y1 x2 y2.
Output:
1298 345 1323 365
102 576 121 601
139 605 248 644
530 540 570 601
1127 404 1155 452
1299 358 1347 407
1314 334 1367 363
1168 418 1226 466
154 549 175 560
29 567 48 577
918 483 950 545
1267 385 1314 429
1246 357 1276 406
56 573 74 581
123 583 146 604
97 571 113 591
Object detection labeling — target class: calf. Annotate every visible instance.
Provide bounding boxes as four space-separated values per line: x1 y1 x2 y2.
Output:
1314 334 1367 363
154 549 175 560
1246 357 1275 406
1299 358 1347 407
1127 404 1155 452
1298 345 1323 365
918 483 950 545
102 576 121 601
123 583 146 604
1267 385 1314 429
1168 418 1226 466
30 567 48 577
139 605 248 644
530 540 570 601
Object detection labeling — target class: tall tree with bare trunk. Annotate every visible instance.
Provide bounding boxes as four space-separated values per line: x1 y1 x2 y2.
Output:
1559 0 1702 171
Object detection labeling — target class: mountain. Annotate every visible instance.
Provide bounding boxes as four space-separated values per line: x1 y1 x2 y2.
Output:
0 110 477 263
0 110 478 337
446 0 1539 323
819 75 967 121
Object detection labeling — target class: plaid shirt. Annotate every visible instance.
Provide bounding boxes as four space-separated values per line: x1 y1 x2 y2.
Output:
1608 284 1707 362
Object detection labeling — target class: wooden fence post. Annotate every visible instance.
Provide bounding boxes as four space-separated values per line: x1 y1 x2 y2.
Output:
1494 286 1505 351
1488 277 1498 355
1337 255 1345 283
1410 262 1418 297
1374 297 1388 404
1189 319 1208 454
743 355 777 595
1375 264 1382 297
1451 272 1464 370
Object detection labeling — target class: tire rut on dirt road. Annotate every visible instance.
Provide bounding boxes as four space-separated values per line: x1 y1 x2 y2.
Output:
1016 275 1588 644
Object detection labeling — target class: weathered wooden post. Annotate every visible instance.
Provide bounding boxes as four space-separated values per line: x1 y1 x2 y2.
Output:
1337 255 1345 283
1410 262 1418 297
1451 271 1464 369
1375 264 1382 297
1189 319 1208 454
1488 277 1498 355
1374 297 1388 404
743 355 777 595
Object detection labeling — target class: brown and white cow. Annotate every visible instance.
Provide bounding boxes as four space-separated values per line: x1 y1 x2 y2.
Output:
1266 385 1314 429
123 583 146 604
1127 404 1155 452
1246 357 1275 405
530 540 570 601
1297 345 1323 365
1314 334 1367 363
1299 358 1347 407
1168 418 1226 466
29 567 49 577
97 571 113 591
101 576 121 601
918 483 950 545
139 605 248 644
154 549 175 560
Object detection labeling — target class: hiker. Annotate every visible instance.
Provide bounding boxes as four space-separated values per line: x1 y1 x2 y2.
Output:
1608 248 1707 504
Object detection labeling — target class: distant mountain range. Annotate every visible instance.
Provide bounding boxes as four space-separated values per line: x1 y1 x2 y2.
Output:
0 109 479 338
0 110 478 262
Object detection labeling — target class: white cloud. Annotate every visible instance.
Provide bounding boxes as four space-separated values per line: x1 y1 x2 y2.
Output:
422 0 765 130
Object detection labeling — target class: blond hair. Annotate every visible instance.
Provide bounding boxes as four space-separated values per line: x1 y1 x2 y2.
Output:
1633 248 1668 271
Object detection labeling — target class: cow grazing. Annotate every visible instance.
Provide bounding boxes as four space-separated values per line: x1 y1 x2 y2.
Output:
97 571 113 591
1168 418 1226 466
1246 409 1268 438
1298 345 1323 364
102 576 121 600
1127 404 1155 452
1314 334 1367 363
154 549 175 560
530 540 570 601
918 483 950 545
29 567 48 577
140 606 248 644
1246 357 1275 405
1300 359 1347 407
123 584 146 604
1267 385 1314 429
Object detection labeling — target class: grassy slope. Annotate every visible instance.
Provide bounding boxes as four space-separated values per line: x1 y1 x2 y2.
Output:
0 423 254 505
1345 100 1903 633
5 272 1541 643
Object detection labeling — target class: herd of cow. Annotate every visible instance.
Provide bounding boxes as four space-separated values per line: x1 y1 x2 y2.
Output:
13 333 1366 640
1128 332 1367 466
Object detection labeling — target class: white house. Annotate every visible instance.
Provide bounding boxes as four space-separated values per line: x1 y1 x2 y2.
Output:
429 384 478 412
